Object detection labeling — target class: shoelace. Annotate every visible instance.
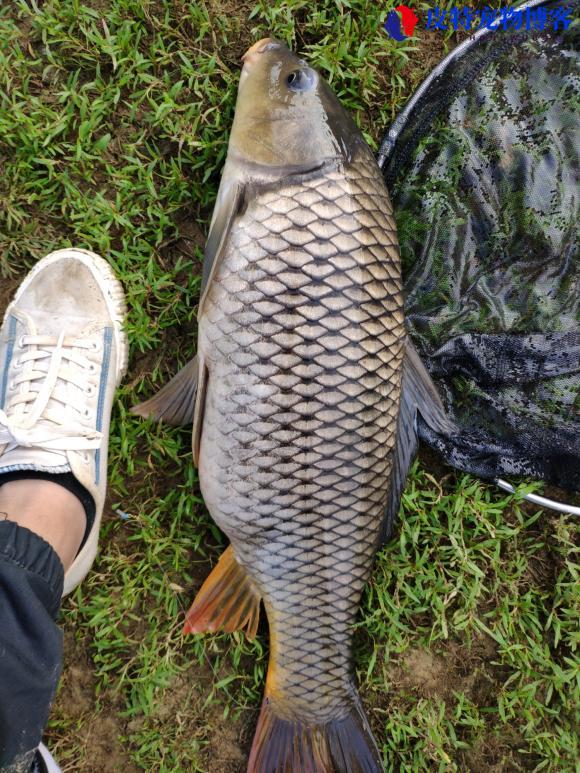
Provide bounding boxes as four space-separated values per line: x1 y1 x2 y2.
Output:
0 332 103 452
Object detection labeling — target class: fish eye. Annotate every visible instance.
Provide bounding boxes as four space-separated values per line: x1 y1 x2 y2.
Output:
286 68 316 92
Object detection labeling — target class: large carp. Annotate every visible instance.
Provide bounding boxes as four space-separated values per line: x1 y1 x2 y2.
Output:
135 37 451 773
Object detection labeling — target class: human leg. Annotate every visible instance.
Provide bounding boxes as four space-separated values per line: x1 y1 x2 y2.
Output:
0 249 127 771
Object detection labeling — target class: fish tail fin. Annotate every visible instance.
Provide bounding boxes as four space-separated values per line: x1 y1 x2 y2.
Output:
248 694 383 773
183 545 261 639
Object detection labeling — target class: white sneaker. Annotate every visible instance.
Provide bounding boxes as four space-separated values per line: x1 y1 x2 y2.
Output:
36 743 61 773
0 248 128 594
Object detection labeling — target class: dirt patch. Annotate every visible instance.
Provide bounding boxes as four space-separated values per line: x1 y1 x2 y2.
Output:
400 648 450 699
399 30 455 92
461 729 527 773
81 0 113 12
121 656 255 772
0 276 21 317
160 207 206 267
386 633 502 708
202 697 256 773
373 635 531 770
46 633 139 773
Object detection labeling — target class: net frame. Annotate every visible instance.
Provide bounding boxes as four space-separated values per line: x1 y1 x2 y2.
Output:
378 0 579 515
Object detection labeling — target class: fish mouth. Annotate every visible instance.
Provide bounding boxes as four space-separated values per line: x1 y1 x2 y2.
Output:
241 37 286 69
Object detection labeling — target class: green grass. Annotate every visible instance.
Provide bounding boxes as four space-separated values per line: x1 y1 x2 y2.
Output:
0 1 578 771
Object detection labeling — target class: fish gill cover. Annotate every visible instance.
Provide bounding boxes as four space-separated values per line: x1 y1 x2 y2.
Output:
381 0 580 494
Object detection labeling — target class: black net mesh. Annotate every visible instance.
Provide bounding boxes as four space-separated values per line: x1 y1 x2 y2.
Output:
380 0 579 492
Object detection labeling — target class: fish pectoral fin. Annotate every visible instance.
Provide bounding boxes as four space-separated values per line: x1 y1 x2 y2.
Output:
183 545 262 640
381 339 457 543
132 355 198 426
198 176 245 318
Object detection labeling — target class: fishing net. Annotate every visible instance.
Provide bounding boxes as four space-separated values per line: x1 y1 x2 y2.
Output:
379 0 579 494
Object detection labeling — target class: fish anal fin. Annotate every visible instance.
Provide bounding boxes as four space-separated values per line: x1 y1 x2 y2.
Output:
132 356 198 426
183 545 261 640
248 694 382 773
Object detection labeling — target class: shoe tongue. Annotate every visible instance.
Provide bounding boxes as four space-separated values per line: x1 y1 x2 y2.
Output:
20 309 92 338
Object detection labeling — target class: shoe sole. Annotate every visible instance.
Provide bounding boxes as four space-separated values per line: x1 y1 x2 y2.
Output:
8 248 129 595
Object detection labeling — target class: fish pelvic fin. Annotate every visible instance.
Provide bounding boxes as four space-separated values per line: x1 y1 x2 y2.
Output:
248 694 383 773
183 545 261 640
380 339 457 544
132 355 198 426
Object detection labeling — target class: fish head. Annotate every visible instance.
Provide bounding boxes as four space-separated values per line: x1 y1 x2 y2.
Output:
231 38 359 173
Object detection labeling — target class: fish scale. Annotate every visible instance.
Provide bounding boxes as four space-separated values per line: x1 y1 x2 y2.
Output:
197 145 405 724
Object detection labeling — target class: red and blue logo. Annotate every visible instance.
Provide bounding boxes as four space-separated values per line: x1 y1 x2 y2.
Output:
384 5 573 39
384 5 419 39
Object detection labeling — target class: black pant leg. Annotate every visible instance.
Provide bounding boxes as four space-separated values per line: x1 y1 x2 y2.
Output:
0 521 64 772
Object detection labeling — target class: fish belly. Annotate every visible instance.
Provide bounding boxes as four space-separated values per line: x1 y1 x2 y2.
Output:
198 152 405 722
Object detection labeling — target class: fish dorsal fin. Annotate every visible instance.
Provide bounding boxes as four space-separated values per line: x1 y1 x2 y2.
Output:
198 177 245 317
381 340 456 543
183 545 262 640
132 355 198 426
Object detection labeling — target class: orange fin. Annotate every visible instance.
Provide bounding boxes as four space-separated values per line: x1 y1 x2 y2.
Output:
132 356 198 426
248 695 383 773
183 545 261 639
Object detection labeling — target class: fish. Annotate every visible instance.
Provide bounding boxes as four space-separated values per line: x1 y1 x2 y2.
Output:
134 37 453 773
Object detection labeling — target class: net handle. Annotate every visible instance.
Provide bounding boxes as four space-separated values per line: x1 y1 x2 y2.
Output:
496 479 580 516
